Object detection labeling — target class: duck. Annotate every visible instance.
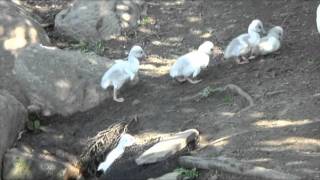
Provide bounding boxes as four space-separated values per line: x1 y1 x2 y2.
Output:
224 19 266 64
317 4 320 33
169 41 214 84
100 45 145 102
252 26 283 56
96 133 136 175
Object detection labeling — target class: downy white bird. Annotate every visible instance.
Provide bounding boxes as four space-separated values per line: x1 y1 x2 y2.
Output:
224 19 266 64
97 133 136 175
317 4 320 33
252 26 283 56
170 41 214 84
100 45 145 102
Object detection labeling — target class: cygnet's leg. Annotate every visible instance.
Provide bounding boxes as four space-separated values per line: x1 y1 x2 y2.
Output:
113 88 124 102
248 47 257 60
186 77 202 84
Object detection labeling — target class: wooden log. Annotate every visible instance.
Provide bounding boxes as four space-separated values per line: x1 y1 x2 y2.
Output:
179 156 300 180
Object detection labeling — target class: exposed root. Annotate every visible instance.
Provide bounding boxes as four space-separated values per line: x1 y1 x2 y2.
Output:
182 84 254 113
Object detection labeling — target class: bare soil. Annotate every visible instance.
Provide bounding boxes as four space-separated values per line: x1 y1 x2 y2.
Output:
17 0 320 179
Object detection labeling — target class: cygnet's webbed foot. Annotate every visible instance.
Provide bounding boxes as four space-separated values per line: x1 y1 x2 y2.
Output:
186 77 202 84
113 97 124 102
113 89 125 102
175 77 187 83
236 56 250 64
248 55 257 60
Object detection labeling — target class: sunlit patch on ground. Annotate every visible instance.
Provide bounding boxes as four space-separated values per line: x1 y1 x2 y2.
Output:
140 55 174 77
254 119 312 128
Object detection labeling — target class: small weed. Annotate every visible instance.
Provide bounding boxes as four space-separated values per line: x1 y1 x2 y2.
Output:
223 95 233 103
70 40 106 56
94 40 106 55
27 113 41 132
175 167 199 179
140 16 153 25
199 86 215 98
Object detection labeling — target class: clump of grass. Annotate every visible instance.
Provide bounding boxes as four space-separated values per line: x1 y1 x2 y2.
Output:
223 94 233 103
70 40 106 56
140 16 153 25
27 113 41 132
175 167 199 179
199 86 216 98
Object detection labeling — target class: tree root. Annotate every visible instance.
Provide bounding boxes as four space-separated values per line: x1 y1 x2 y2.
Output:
181 84 254 113
179 156 301 180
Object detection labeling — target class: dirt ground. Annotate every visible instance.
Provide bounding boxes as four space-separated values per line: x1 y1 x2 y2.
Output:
17 0 320 179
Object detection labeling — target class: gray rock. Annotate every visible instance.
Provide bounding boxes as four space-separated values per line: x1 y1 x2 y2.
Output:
55 0 143 43
2 148 83 180
0 90 28 178
14 44 113 116
0 1 50 104
135 129 199 165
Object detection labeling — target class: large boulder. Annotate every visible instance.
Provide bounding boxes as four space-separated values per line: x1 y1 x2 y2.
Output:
0 1 50 104
14 44 113 116
3 148 83 180
55 0 144 43
0 90 28 178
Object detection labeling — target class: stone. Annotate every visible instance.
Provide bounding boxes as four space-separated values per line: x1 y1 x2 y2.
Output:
55 0 143 43
0 1 50 104
135 129 199 165
0 90 28 178
14 44 113 116
2 148 83 180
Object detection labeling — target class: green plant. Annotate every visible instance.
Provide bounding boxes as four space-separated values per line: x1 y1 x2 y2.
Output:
77 41 90 53
199 86 215 98
94 40 106 55
70 40 106 55
175 167 199 179
140 16 152 25
223 94 233 103
27 113 41 132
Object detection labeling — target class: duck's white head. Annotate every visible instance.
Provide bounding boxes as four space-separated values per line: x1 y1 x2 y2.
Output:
268 26 283 40
198 41 214 55
129 45 146 60
117 133 136 148
248 19 266 34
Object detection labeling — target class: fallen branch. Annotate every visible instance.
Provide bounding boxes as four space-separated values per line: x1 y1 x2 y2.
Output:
222 84 254 112
179 156 301 180
264 90 286 97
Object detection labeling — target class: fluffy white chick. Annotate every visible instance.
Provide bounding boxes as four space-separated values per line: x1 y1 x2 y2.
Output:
100 46 145 102
97 133 136 175
253 26 283 56
170 41 214 84
224 19 266 64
